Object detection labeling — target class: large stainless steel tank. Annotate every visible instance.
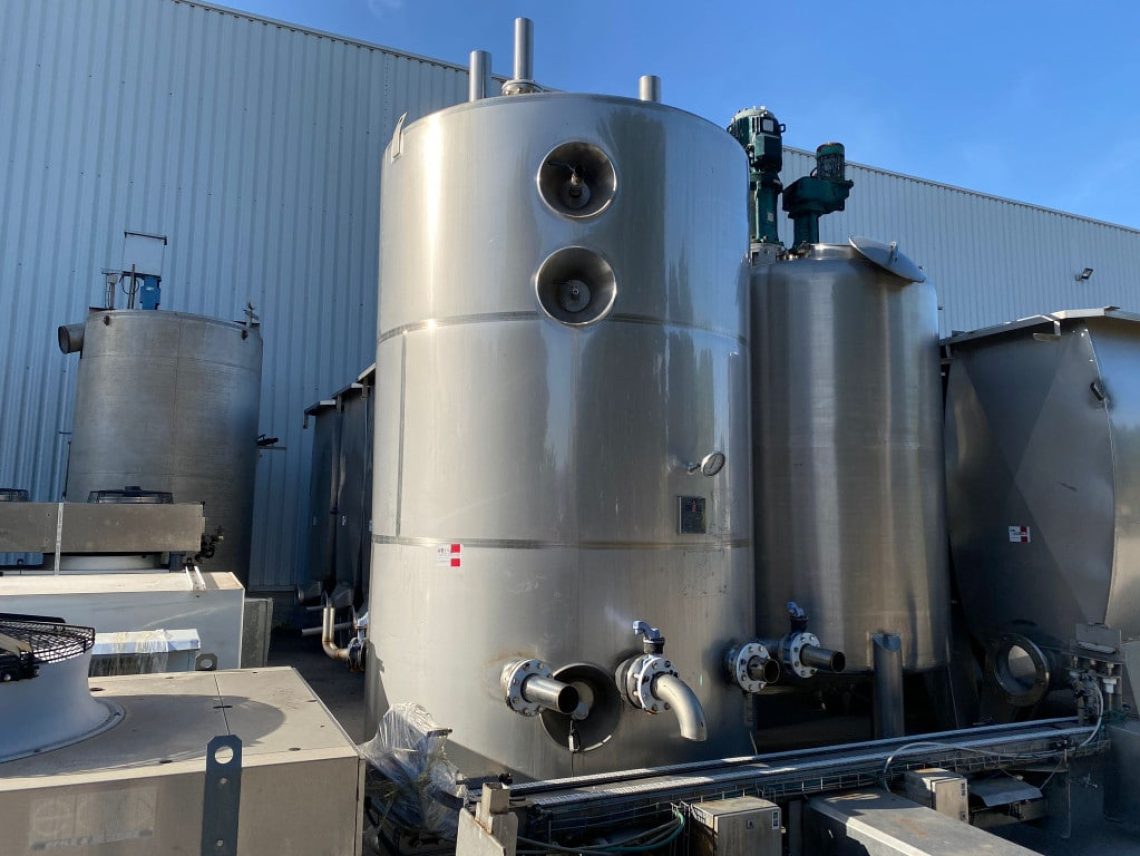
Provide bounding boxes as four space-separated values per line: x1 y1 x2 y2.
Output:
750 241 949 672
64 310 262 582
365 91 754 779
945 309 1140 650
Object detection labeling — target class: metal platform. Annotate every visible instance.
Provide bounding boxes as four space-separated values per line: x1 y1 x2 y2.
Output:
501 718 1102 837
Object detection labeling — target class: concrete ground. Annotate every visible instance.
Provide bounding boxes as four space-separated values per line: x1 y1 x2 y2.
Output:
268 628 368 742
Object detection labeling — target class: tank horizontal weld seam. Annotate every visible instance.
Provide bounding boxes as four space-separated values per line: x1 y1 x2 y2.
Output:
608 314 747 345
372 535 750 550
377 312 746 344
377 312 539 343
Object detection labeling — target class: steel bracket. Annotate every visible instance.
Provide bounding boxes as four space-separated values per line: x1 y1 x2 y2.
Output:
201 735 242 856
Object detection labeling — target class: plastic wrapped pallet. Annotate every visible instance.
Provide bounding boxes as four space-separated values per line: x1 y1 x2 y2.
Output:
359 702 467 838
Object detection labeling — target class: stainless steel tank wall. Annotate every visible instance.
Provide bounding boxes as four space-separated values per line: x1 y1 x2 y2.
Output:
366 92 753 779
304 402 340 590
65 311 262 581
751 246 949 672
304 369 375 602
945 311 1140 647
336 378 373 600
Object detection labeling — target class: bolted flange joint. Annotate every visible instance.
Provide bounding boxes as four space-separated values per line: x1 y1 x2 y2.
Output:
725 640 779 692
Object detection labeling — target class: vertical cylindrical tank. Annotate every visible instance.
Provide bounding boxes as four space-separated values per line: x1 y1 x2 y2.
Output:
64 310 262 582
366 92 753 779
750 242 949 672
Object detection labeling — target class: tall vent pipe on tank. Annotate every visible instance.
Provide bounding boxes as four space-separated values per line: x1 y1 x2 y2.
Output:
468 50 491 101
502 18 540 95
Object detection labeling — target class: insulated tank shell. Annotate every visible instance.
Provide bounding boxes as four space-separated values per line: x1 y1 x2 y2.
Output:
65 311 262 582
365 93 754 779
750 245 949 672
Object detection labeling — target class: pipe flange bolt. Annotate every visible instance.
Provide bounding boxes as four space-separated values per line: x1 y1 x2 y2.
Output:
728 641 774 693
502 658 552 717
624 655 678 714
785 632 821 679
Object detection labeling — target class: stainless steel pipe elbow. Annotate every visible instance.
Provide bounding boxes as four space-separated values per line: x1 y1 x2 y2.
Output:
653 673 707 741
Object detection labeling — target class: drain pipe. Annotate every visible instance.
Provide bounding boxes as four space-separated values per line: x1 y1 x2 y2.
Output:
872 632 905 738
616 620 707 742
319 599 366 671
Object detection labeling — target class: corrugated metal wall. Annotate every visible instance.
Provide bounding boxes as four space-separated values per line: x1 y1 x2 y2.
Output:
0 0 468 588
3 1 1139 588
781 149 1140 336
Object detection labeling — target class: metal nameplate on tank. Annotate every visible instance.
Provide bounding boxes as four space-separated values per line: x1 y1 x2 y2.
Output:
677 496 708 534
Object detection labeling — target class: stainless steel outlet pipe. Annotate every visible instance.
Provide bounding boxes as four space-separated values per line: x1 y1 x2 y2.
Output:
654 674 707 741
801 645 846 673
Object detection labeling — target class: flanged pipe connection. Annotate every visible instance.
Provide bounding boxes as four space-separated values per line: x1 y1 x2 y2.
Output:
615 620 707 741
763 602 846 680
725 640 780 692
501 658 580 717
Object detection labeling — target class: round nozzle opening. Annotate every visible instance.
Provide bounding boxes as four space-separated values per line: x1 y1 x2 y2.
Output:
749 655 780 684
540 663 623 752
522 675 580 715
535 246 617 326
537 142 617 219
990 634 1050 707
553 684 580 715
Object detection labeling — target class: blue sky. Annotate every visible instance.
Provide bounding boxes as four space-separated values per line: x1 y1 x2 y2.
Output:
226 1 1140 228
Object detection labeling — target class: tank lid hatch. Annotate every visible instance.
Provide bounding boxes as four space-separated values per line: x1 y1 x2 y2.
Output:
848 236 926 283
87 486 174 504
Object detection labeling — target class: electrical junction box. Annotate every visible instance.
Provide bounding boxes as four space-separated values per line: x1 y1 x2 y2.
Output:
0 667 363 855
122 230 167 277
690 795 782 856
904 767 969 822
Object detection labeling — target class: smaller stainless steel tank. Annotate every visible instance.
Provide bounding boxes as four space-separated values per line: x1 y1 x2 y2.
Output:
62 310 262 581
751 238 950 673
946 309 1140 650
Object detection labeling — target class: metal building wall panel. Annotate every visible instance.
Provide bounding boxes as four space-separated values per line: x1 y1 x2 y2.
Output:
781 148 1140 336
0 0 469 589
3 0 1140 589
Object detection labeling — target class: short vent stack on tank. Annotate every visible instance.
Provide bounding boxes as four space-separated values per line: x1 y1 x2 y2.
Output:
729 108 950 736
58 234 263 583
365 19 760 780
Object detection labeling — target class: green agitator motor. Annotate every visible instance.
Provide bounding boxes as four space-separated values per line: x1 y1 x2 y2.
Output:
728 108 853 250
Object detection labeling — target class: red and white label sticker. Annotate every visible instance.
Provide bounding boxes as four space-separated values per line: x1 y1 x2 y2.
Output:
436 543 462 567
1008 526 1031 543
